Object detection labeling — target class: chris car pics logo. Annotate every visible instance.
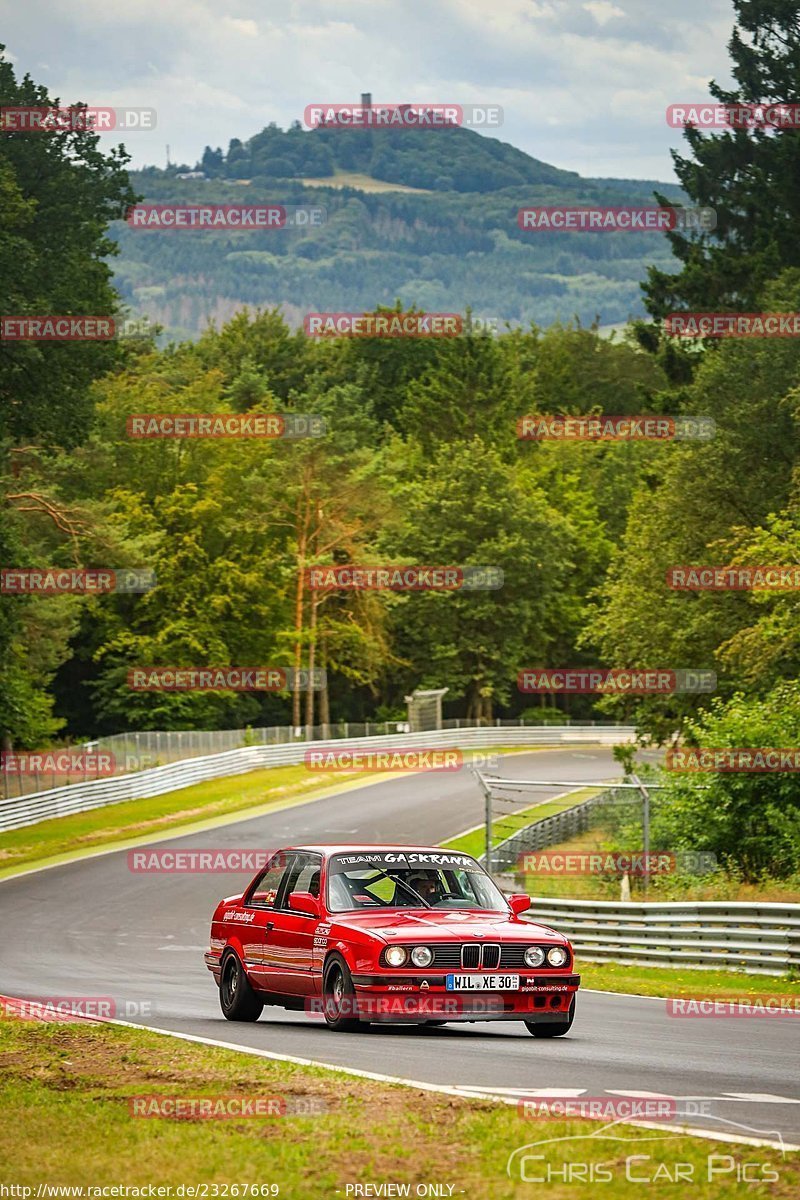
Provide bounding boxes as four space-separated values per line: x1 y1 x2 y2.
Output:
506 1117 784 1184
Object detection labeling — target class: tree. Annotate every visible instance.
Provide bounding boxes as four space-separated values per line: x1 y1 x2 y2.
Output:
381 438 579 720
0 47 137 746
645 2 800 316
589 279 800 738
653 682 800 880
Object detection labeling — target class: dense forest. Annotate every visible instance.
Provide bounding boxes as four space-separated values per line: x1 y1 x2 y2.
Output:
112 133 685 339
2 2 800 879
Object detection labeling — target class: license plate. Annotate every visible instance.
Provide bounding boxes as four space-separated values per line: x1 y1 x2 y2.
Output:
445 973 520 991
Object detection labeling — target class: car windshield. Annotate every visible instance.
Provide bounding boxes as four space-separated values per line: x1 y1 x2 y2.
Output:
326 851 508 912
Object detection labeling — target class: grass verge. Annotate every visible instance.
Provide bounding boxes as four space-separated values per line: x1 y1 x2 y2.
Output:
0 745 557 880
511 823 800 903
1 1015 796 1197
577 960 800 999
0 764 372 879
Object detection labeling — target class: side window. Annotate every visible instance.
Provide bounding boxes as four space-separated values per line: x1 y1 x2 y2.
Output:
249 853 291 908
285 853 323 902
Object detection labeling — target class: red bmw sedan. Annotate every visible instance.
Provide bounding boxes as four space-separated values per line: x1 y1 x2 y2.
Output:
206 845 579 1036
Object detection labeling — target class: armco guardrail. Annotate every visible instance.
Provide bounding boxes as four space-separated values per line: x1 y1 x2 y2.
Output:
489 788 614 872
3 717 618 799
522 899 800 976
0 725 634 832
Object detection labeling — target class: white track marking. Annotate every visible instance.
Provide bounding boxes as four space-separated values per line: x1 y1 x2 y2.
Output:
102 1017 798 1151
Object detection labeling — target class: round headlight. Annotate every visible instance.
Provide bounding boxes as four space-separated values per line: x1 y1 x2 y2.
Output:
524 946 545 967
547 946 568 967
385 946 408 967
411 946 434 968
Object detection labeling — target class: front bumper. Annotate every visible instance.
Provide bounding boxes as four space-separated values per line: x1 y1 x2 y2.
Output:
348 972 580 1022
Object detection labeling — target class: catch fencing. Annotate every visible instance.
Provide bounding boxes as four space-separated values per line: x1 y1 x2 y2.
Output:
2 716 608 798
490 786 800 975
488 789 613 872
0 724 634 832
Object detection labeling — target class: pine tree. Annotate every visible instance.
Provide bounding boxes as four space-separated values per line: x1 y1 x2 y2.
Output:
645 1 800 317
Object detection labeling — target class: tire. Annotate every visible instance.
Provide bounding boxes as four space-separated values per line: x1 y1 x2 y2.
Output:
525 997 575 1038
425 1020 448 1027
219 952 264 1022
322 954 362 1032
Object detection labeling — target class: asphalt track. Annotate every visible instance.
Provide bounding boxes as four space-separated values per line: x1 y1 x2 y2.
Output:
1 746 798 1150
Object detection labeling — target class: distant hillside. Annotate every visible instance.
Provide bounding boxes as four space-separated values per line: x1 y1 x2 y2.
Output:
191 122 584 192
111 123 684 340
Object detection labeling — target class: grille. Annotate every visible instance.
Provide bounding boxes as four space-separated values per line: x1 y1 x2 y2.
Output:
482 944 501 969
461 944 481 968
384 943 567 970
426 943 552 969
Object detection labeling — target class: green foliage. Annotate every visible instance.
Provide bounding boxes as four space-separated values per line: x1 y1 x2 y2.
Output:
652 683 800 880
645 1 800 315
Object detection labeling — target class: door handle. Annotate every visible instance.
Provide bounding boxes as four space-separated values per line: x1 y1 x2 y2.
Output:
266 921 274 931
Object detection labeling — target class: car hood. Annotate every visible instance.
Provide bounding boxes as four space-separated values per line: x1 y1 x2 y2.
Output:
329 908 564 943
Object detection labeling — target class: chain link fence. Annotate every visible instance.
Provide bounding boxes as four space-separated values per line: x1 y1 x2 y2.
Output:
0 715 602 799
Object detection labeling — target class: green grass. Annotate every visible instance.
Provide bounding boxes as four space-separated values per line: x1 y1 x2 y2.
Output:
0 764 376 879
508 821 800 903
578 960 800 999
0 744 559 879
2 1016 796 1196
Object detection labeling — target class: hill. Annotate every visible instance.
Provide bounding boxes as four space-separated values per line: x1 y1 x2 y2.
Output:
111 123 684 340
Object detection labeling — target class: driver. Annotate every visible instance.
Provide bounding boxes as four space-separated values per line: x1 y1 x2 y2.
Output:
406 871 442 905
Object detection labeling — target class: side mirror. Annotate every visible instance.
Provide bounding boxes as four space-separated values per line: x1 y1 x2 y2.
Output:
288 890 320 917
508 893 531 915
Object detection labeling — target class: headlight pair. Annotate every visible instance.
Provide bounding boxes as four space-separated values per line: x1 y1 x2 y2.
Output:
384 946 433 968
525 945 568 967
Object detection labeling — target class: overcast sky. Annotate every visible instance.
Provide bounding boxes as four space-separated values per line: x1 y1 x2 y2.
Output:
1 0 737 180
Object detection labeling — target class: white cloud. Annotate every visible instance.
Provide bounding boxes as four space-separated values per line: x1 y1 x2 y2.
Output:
0 0 738 178
583 1 625 25
224 18 259 37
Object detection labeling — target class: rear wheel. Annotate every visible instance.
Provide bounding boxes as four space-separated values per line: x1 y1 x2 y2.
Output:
525 997 575 1038
322 954 362 1031
219 952 263 1022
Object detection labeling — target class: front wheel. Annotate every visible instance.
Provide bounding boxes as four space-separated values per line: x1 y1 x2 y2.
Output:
322 954 362 1031
219 952 263 1022
525 997 575 1038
